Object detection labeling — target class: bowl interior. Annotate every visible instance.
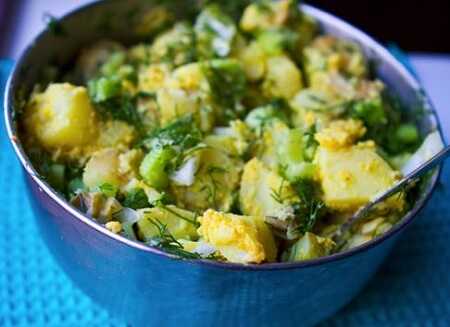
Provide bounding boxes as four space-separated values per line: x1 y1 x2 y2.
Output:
4 0 444 269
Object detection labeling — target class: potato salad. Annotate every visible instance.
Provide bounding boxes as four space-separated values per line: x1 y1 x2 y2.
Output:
21 1 427 264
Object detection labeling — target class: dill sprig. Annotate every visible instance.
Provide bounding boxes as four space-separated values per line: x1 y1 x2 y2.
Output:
155 203 200 227
43 13 67 36
270 178 286 204
293 179 326 234
201 165 228 209
147 218 221 261
147 218 202 259
270 177 296 204
142 114 202 151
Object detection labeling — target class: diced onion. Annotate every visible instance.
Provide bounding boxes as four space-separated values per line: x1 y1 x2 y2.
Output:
170 157 198 186
401 131 444 175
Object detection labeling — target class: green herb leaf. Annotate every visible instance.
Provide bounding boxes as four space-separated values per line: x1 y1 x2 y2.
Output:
202 59 247 122
156 203 200 227
195 4 237 59
43 13 66 36
146 218 202 259
293 179 326 234
98 183 118 197
142 114 202 151
122 188 150 209
245 100 290 134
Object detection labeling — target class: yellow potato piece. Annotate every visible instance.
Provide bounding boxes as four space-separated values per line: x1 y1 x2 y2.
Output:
83 148 123 189
263 56 303 100
315 143 401 211
24 83 98 150
137 205 198 241
198 209 277 264
236 41 266 81
240 158 298 220
157 88 202 126
171 148 242 212
240 0 291 32
97 120 135 149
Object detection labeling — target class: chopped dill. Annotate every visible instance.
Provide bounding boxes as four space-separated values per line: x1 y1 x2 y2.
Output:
142 114 202 151
155 203 200 227
293 179 326 234
147 218 202 259
43 13 67 36
201 165 228 209
270 178 287 204
122 188 150 209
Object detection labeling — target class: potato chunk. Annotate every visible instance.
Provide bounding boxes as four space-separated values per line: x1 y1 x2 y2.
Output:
235 41 266 81
315 143 401 211
83 148 123 189
157 88 201 124
198 209 277 263
286 232 335 261
97 120 135 149
170 148 242 212
258 120 290 170
262 56 302 100
303 36 367 80
24 83 98 150
136 205 198 241
240 158 298 220
240 0 291 32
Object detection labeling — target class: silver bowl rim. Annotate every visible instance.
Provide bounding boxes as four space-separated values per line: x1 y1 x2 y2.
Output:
3 0 444 271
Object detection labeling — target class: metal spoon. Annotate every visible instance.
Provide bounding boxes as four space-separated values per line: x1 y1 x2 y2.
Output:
332 145 450 248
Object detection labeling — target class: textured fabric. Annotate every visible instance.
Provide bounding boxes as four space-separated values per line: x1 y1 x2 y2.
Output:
0 57 449 327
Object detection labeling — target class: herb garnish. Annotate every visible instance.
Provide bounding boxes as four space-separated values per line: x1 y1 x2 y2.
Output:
122 188 150 209
98 183 118 198
270 178 288 204
195 4 237 59
293 179 326 234
43 13 67 36
142 114 202 151
202 165 228 209
155 204 200 227
202 60 246 122
147 218 203 259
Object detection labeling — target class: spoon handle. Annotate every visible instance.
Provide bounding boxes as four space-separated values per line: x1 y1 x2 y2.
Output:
334 145 450 246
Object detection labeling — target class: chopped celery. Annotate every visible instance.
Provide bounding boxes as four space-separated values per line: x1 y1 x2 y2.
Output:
350 98 386 126
245 102 289 132
257 28 298 55
395 124 419 144
287 232 335 261
98 183 118 197
101 52 126 76
139 146 176 189
278 129 316 182
47 164 65 191
88 76 121 102
195 4 237 59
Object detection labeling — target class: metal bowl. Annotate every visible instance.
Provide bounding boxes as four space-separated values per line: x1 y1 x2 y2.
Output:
3 1 444 326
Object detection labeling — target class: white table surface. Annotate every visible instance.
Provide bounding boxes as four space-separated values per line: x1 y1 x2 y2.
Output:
3 1 450 140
